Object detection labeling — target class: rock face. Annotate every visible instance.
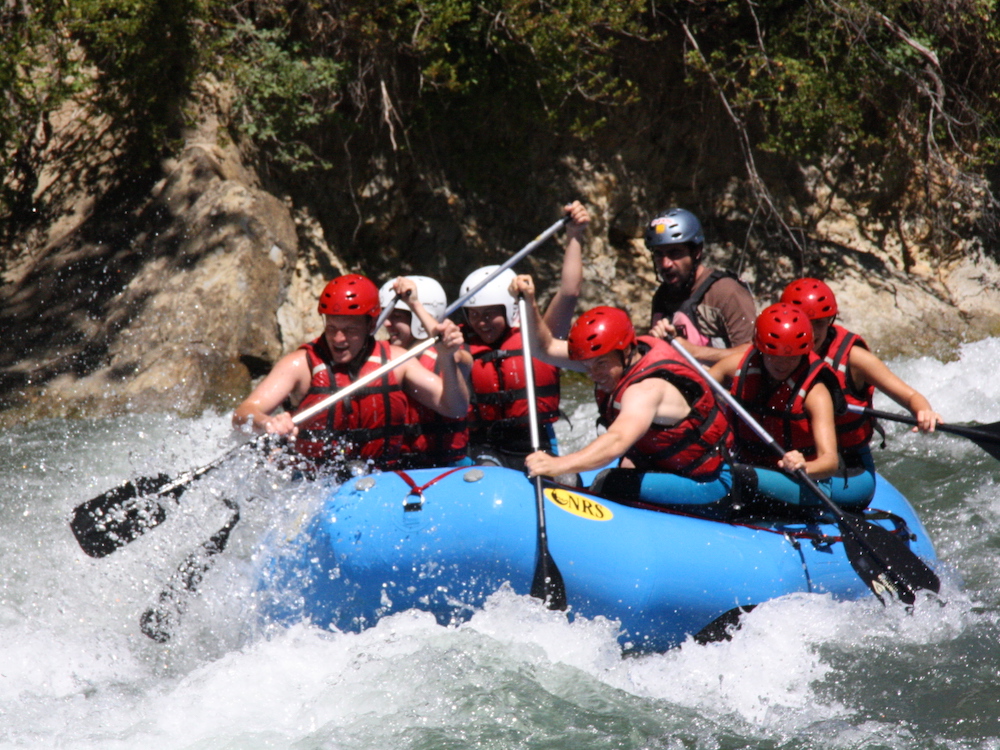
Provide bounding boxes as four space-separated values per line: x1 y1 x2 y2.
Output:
0 136 300 423
2 95 1000 427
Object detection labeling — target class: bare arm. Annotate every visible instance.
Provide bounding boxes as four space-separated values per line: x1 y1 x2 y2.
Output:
394 276 473 375
670 338 751 365
708 351 743 389
526 378 671 477
394 276 431 334
541 201 589 338
398 320 470 418
510 274 583 371
848 346 942 431
232 350 312 436
779 383 839 479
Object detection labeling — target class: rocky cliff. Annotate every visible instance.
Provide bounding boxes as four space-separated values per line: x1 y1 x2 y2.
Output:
2 82 999 427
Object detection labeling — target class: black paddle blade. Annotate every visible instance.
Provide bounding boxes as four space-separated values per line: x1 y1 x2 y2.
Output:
839 513 940 606
959 421 1000 461
530 549 567 611
140 497 240 642
70 474 174 558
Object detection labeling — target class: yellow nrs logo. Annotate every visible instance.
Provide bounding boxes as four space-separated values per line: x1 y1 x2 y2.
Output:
545 488 613 521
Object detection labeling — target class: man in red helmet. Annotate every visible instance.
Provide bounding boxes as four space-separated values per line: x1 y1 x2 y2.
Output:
513 276 733 507
233 274 469 472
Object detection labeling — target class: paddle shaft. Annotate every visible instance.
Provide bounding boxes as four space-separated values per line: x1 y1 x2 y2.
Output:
373 291 402 331
442 216 568 320
848 404 1000 446
219 336 436 456
518 295 567 611
171 336 436 481
139 495 241 643
664 338 839 507
292 337 437 424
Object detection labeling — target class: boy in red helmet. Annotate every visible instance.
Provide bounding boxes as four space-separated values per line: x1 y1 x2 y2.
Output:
710 303 855 511
514 276 733 507
232 274 469 472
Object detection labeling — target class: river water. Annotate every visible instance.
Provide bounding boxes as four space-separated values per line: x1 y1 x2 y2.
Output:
2 338 1000 749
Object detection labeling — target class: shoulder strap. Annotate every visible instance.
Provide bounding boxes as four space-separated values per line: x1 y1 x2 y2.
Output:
676 269 751 334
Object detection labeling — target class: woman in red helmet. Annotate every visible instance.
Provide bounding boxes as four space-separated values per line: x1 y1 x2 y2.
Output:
781 278 941 434
709 303 850 511
779 277 941 504
515 276 734 507
232 274 469 473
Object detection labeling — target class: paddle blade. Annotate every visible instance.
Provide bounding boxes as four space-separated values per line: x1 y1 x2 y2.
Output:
530 547 567 611
962 421 1000 461
839 514 940 605
70 474 173 558
528 475 567 611
140 497 240 642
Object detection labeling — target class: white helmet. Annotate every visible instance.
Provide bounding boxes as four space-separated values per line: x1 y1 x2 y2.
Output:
460 266 518 326
378 276 448 340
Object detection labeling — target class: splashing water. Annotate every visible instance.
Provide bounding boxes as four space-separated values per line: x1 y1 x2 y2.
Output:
2 340 1000 748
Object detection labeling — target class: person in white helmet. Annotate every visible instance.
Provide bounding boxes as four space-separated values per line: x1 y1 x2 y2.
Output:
460 201 589 467
378 275 473 467
646 208 756 364
378 275 450 348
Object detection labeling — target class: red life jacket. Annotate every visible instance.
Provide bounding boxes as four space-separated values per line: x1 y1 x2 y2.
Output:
399 348 469 466
294 337 410 468
596 336 733 478
466 326 560 438
818 324 875 452
730 347 840 465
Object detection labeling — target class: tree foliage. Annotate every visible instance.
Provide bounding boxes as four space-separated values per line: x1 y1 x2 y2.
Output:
0 2 84 225
674 0 1000 258
1 0 999 261
65 0 209 155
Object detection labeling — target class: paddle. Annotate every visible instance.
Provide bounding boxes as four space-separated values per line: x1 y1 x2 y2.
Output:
71 336 439 558
72 215 572 558
139 495 240 643
518 294 568 611
373 290 402 331
666 336 940 606
848 404 1000 461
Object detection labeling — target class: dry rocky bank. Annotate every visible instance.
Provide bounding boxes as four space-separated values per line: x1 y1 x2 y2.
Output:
2 102 1000 428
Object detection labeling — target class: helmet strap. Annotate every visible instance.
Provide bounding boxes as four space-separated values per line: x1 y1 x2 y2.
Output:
619 344 638 373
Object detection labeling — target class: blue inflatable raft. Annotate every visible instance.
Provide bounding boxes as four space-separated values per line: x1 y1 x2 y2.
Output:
258 466 938 652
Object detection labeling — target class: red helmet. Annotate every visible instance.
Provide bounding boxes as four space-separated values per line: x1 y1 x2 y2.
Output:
780 278 838 320
317 274 381 318
568 307 636 360
754 303 813 356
